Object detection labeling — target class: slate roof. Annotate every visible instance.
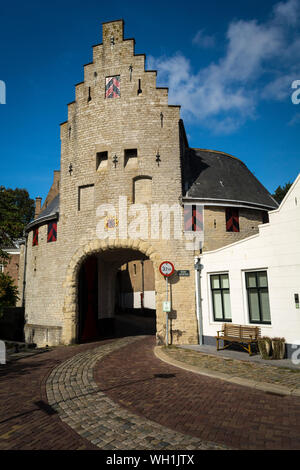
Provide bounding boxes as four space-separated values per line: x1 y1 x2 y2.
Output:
184 149 278 210
26 194 59 230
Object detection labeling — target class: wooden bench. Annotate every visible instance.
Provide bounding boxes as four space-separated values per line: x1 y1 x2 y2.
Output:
215 324 261 356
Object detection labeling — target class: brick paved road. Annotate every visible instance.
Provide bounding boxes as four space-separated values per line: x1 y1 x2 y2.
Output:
2 334 300 450
0 341 111 450
46 336 225 450
95 337 300 450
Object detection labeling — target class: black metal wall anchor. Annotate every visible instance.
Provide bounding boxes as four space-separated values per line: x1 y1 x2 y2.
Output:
113 154 118 168
156 151 161 166
69 163 73 175
68 126 71 139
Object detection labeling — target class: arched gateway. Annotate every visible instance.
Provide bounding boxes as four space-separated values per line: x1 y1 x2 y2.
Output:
62 239 163 345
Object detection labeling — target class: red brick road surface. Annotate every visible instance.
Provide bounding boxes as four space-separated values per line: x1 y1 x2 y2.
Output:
0 342 110 450
94 337 300 450
2 335 300 450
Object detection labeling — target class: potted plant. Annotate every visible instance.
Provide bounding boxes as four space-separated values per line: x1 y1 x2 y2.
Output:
258 336 272 359
271 337 286 360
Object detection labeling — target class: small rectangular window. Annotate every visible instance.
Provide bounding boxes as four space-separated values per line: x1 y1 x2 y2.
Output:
226 208 239 232
210 273 232 322
47 222 57 243
96 151 108 171
0 264 4 273
32 228 39 246
124 149 138 168
245 271 271 324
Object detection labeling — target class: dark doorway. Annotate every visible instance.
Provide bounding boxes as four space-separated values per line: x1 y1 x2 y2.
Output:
77 249 156 342
78 255 99 342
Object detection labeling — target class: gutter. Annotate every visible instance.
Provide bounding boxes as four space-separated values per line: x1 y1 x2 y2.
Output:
182 196 277 211
25 211 59 232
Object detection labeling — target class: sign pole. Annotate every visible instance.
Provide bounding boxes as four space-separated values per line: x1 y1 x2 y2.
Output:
159 261 175 347
166 277 169 346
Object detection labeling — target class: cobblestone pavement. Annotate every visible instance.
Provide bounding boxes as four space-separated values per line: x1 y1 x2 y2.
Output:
161 347 300 391
46 336 227 450
0 340 109 450
95 337 300 450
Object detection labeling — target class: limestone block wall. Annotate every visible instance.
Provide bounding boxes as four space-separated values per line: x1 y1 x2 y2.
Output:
203 206 265 251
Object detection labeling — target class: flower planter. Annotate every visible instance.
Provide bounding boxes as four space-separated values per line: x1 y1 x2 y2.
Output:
258 337 272 359
271 338 286 360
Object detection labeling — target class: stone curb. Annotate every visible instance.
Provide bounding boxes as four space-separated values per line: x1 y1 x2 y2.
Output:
154 346 300 397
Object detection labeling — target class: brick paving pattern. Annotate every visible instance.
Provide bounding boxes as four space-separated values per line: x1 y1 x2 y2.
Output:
46 336 226 450
95 336 300 450
163 347 300 389
0 341 111 450
2 334 300 450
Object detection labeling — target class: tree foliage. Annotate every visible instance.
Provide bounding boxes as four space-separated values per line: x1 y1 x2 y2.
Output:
0 187 34 311
0 186 35 264
272 182 292 204
0 272 19 313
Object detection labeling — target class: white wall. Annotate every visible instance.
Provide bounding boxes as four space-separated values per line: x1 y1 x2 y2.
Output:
120 291 156 310
200 175 300 349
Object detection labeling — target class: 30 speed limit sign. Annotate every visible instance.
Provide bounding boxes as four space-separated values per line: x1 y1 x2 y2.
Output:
159 261 175 278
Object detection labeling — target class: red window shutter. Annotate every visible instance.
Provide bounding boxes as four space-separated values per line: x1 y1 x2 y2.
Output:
32 228 39 246
226 208 239 232
47 222 57 242
184 205 204 232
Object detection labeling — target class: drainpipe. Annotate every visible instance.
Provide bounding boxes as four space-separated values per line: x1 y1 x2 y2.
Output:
22 232 28 310
194 256 203 345
141 260 144 310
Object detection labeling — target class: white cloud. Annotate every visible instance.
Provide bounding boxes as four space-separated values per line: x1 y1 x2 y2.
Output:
272 0 300 26
288 112 300 126
148 0 300 134
192 29 216 48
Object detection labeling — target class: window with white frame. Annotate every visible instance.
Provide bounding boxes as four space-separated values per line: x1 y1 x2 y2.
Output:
210 273 232 322
0 264 4 273
245 270 271 324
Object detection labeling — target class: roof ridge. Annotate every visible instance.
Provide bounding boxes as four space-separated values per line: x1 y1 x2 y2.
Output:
191 148 242 163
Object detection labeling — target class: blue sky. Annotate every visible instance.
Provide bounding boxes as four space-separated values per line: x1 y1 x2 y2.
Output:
0 0 299 202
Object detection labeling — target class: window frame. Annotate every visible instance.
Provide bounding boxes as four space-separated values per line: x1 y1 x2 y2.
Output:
210 272 232 323
245 270 271 325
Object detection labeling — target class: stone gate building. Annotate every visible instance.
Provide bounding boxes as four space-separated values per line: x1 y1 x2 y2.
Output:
18 20 278 347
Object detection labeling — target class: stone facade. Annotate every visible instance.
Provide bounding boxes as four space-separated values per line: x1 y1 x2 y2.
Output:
20 20 275 347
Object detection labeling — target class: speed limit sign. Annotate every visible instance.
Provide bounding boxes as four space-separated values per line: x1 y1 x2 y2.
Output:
159 261 175 278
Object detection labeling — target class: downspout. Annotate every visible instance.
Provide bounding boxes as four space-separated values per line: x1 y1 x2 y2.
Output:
194 256 203 345
22 231 28 316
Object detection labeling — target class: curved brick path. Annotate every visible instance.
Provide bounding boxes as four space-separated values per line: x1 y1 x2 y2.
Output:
0 340 111 450
46 336 226 450
95 336 300 450
2 335 300 450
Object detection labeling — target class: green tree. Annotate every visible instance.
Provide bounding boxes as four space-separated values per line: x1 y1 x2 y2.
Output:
272 182 292 204
0 272 19 314
0 186 34 310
